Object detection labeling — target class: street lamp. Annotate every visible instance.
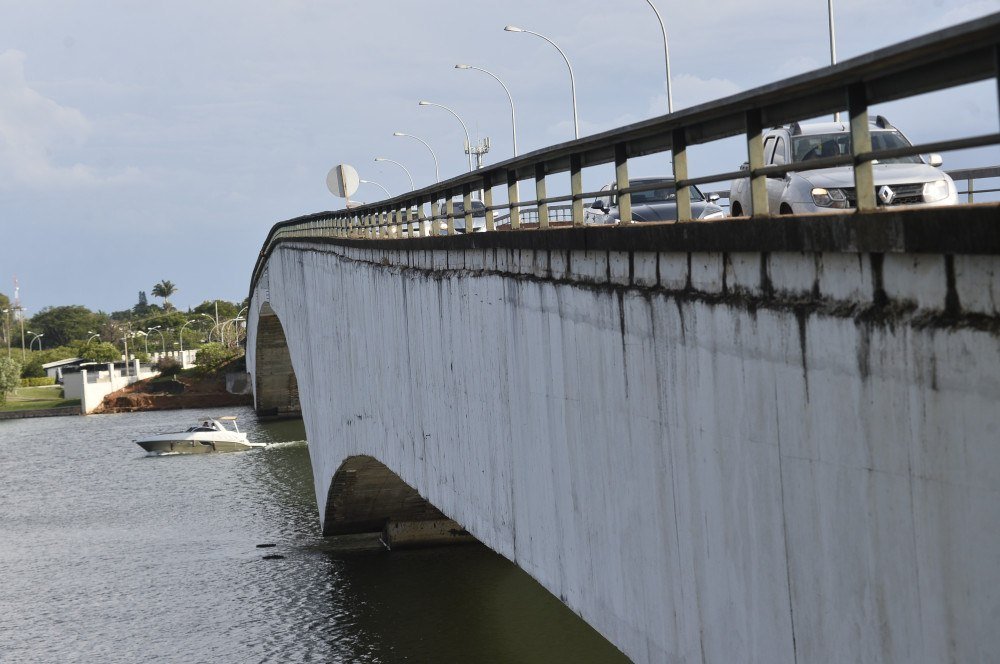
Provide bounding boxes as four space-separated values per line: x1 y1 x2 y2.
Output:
418 100 474 171
393 132 440 182
642 0 673 114
2 308 10 357
360 179 391 198
504 25 579 139
147 326 166 354
135 330 149 354
374 157 415 190
86 332 101 345
27 331 43 352
178 319 200 354
828 0 840 122
455 64 518 156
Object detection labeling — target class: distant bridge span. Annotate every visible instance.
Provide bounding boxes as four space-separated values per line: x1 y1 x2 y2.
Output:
246 16 1000 664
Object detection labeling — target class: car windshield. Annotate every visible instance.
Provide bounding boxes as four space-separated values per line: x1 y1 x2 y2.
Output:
627 180 705 203
792 130 921 164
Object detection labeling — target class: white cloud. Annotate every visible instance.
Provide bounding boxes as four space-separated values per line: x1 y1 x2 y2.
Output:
0 49 140 189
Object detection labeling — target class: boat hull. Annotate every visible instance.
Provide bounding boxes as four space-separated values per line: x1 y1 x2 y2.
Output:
136 438 261 454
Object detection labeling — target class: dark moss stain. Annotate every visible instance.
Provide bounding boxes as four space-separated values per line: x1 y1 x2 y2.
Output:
628 251 635 286
617 290 629 398
856 318 872 381
721 252 730 296
870 253 889 308
685 252 693 291
811 253 822 300
794 306 810 400
944 254 961 318
760 252 774 298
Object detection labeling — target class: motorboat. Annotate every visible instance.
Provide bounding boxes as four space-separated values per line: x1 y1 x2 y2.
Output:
135 416 265 454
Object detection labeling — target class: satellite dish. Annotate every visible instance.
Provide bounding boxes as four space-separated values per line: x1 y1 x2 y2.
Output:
326 164 360 199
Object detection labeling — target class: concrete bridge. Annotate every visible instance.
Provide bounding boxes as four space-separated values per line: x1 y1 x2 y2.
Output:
246 17 1000 664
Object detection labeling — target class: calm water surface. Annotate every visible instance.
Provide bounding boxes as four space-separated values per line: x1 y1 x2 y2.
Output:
0 408 627 663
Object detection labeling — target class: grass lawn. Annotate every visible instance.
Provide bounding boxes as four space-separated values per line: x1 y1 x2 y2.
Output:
0 385 81 412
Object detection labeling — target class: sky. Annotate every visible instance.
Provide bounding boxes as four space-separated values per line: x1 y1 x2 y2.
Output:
1 0 998 314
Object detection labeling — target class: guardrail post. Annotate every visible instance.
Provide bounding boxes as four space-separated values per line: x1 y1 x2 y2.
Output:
445 196 456 236
429 199 440 237
672 127 692 222
570 154 584 226
535 163 549 229
463 185 473 235
483 173 495 232
507 170 521 230
848 83 876 211
746 109 769 217
615 143 631 225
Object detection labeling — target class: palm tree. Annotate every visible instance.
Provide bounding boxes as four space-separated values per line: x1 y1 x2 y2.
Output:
151 280 177 310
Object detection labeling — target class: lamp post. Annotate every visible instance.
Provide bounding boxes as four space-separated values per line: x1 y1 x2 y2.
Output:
360 179 391 198
393 132 440 182
27 331 43 352
504 25 579 139
2 308 9 357
135 330 149 354
86 332 100 345
147 326 166 354
455 64 518 156
374 157 415 190
418 100 474 171
198 313 214 342
828 0 840 122
178 319 199 354
642 0 673 114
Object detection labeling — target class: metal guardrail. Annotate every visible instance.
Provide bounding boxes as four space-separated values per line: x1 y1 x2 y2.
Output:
251 13 1000 294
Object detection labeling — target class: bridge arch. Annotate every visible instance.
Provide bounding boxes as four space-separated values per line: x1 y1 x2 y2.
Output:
324 455 458 542
251 301 301 418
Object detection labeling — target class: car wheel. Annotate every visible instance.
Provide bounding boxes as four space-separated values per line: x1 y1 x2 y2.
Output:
731 202 743 217
779 203 794 215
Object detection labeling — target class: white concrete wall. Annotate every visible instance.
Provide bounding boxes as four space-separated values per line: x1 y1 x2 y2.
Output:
64 360 157 413
248 242 1000 664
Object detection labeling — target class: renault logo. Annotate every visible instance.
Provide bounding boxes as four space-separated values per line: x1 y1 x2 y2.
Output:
878 185 896 205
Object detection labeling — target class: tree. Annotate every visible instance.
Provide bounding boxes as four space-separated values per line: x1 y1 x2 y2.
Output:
133 291 150 316
193 299 239 322
28 306 107 348
194 342 241 372
80 342 120 363
0 357 20 405
151 280 177 310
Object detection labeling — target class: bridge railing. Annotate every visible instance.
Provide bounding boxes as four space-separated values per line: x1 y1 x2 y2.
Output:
252 13 1000 289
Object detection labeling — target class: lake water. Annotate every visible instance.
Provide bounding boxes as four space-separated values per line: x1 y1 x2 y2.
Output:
0 407 628 663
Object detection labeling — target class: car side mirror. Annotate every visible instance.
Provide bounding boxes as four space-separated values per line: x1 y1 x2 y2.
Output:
590 200 607 211
708 193 720 203
926 153 943 167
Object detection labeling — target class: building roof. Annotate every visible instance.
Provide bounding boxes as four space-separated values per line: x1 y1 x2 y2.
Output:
41 357 84 369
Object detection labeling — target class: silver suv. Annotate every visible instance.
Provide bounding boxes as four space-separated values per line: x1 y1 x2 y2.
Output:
728 117 957 216
586 177 726 224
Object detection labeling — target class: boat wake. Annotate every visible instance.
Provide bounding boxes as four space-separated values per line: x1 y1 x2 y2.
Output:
265 440 308 449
